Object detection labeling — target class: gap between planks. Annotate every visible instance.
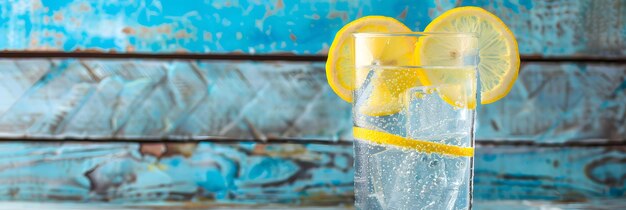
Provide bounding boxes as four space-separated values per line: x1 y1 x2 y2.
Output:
0 51 625 63
0 136 624 148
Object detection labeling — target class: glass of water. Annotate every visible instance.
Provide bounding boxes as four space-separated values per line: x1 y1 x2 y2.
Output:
352 32 478 210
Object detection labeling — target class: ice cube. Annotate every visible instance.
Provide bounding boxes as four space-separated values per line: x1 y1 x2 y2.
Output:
405 87 473 146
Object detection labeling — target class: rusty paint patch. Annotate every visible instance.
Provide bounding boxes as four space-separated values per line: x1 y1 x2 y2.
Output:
276 0 284 10
53 12 63 22
175 30 193 39
126 45 135 52
122 27 135 35
77 3 91 12
289 33 297 42
139 143 166 158
327 11 348 22
203 32 213 41
163 143 198 158
397 6 408 20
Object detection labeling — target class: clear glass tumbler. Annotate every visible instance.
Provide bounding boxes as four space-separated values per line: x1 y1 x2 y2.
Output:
352 32 478 210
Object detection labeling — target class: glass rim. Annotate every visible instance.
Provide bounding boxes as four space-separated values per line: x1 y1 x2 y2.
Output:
353 32 478 38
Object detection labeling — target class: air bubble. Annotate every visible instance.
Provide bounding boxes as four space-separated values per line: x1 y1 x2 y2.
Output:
456 161 465 168
429 160 439 168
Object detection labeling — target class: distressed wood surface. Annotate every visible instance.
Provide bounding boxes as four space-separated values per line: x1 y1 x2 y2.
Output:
473 199 626 210
0 59 351 140
0 141 622 204
0 0 623 57
475 144 626 200
0 141 354 204
0 202 350 210
477 62 626 142
1 199 626 210
0 59 624 142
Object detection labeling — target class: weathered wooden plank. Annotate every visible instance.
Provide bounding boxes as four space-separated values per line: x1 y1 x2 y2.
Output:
475 144 626 200
460 0 626 58
0 141 354 204
478 62 626 142
474 199 626 210
0 142 623 203
0 59 352 140
0 59 624 142
0 202 352 210
1 199 625 210
0 0 623 57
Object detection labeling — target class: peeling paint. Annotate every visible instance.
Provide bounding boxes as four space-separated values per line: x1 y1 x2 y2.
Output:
0 0 621 56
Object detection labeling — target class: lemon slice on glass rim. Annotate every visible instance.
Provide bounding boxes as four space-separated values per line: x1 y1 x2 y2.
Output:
415 6 520 107
326 16 419 116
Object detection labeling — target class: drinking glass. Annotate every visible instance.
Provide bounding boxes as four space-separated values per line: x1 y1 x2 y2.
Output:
352 32 478 210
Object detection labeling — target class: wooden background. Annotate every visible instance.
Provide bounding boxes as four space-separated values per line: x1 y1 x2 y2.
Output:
0 0 624 208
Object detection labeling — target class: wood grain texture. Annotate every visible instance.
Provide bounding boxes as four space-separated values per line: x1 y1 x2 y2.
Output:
0 141 354 204
0 0 623 57
473 199 626 210
1 199 626 210
0 59 624 142
0 59 351 140
478 62 626 142
475 144 626 200
0 202 351 210
0 142 623 204
460 0 626 58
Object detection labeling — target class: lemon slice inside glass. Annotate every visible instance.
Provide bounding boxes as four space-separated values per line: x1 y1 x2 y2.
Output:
416 6 520 106
326 16 416 116
353 127 474 157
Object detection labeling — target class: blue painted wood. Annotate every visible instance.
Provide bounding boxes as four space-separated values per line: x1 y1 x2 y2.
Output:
0 142 622 204
0 142 354 204
0 0 623 57
0 59 624 142
477 62 626 142
1 199 626 210
475 144 626 200
0 59 352 140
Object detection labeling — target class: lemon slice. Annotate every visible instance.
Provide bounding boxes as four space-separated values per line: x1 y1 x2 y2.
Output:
353 127 474 157
357 66 421 116
416 6 520 105
326 16 413 115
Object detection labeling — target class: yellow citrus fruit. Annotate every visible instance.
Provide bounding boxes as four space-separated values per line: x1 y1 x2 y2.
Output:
353 127 474 157
354 33 421 116
416 6 520 106
356 67 422 116
326 16 414 112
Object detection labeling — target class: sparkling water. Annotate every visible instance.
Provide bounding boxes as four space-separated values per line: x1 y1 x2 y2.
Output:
353 66 475 210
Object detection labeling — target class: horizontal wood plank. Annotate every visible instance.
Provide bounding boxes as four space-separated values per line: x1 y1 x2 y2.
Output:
0 59 352 140
0 0 623 57
475 144 626 200
473 199 626 210
0 199 625 209
0 142 622 203
0 202 351 210
478 62 626 142
0 200 625 210
0 141 354 204
0 59 624 142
